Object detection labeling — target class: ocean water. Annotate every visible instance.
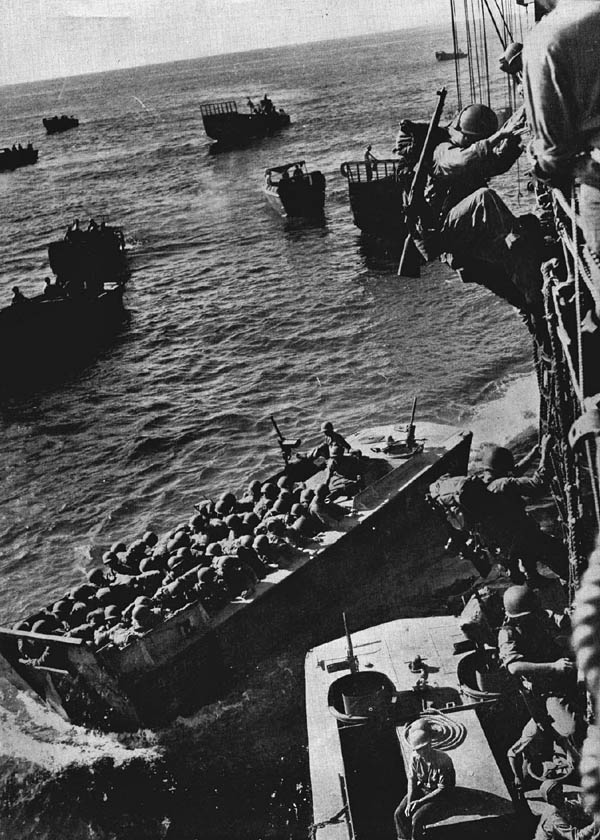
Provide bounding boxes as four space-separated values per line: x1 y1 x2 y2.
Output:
0 24 537 839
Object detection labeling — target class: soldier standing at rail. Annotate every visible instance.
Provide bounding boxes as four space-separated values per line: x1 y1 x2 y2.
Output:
498 586 580 792
523 0 600 267
308 421 351 462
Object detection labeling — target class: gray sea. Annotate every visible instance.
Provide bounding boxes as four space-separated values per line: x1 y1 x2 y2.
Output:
0 23 537 839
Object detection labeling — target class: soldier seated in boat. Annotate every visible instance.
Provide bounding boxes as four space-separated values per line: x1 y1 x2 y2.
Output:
253 482 279 518
480 436 569 582
326 446 365 500
498 586 580 792
417 103 545 316
215 554 257 599
308 421 351 462
260 93 274 115
42 277 61 299
394 728 456 840
309 484 347 531
65 218 83 242
293 164 304 182
11 286 28 306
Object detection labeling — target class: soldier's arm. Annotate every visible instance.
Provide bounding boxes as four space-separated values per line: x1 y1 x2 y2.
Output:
523 42 577 176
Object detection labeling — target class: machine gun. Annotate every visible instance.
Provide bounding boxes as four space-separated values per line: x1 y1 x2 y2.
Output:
398 87 447 278
270 415 301 464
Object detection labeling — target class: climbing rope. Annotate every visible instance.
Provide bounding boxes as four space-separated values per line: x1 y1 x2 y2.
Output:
450 0 463 109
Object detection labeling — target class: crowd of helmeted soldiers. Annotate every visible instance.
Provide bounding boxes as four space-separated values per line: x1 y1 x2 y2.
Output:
14 424 361 663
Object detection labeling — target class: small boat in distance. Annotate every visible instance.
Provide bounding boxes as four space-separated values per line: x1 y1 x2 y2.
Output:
264 161 326 218
0 222 128 388
43 115 79 134
200 96 290 148
436 49 468 61
0 143 38 172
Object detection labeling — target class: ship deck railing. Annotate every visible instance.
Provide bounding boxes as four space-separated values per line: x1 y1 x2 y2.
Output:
200 101 238 117
340 159 408 183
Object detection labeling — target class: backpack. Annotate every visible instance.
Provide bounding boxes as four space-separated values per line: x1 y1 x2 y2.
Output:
428 474 494 531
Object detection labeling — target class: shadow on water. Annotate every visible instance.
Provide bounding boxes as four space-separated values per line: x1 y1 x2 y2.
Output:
0 314 131 405
357 234 403 271
283 214 329 239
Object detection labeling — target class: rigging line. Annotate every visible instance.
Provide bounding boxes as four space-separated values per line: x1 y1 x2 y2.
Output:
464 0 476 101
470 0 483 100
481 0 492 107
450 0 463 109
492 0 513 43
480 0 507 49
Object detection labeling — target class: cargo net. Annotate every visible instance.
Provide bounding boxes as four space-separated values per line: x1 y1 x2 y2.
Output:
532 184 600 601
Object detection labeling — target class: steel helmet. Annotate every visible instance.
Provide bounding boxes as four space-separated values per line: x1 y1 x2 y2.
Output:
449 104 498 145
503 585 539 618
407 728 432 750
540 779 563 804
483 445 515 475
261 483 278 501
321 421 333 433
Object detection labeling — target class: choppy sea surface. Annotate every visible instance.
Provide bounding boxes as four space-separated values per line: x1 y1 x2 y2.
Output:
0 24 537 839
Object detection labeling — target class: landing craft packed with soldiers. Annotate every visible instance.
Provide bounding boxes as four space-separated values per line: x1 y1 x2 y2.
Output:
3 0 600 838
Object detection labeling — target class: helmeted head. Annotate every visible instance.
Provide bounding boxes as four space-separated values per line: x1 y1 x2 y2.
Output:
503 585 539 619
540 779 564 806
261 483 278 501
483 445 515 476
407 728 433 751
449 104 498 147
499 42 523 76
321 421 334 434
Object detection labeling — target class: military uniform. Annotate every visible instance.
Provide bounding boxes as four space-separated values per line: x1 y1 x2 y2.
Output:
523 0 600 258
394 748 456 840
499 611 577 785
483 466 569 580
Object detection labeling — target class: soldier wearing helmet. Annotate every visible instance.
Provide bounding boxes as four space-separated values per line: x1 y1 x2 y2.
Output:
498 585 579 791
394 727 456 840
534 780 596 840
308 421 351 462
417 99 544 316
480 434 569 582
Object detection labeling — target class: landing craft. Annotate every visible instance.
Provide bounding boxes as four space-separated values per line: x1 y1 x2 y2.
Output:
0 421 471 730
200 97 290 148
264 161 326 218
43 115 79 134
